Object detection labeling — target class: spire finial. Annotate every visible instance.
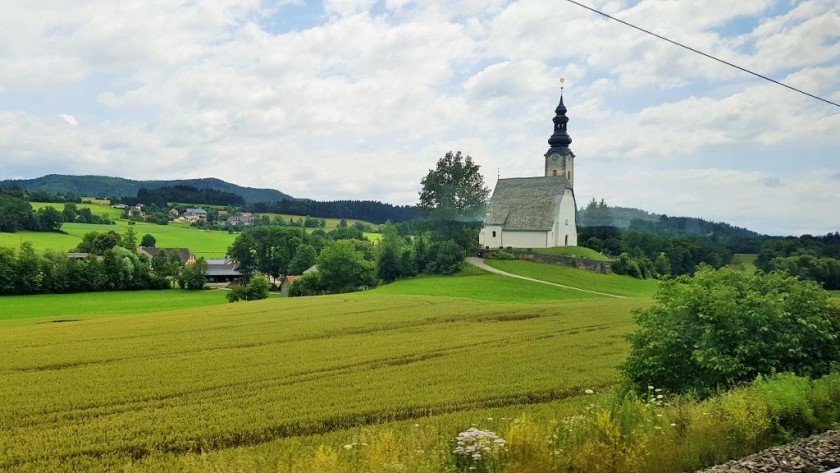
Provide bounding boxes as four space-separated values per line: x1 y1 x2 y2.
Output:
560 77 565 98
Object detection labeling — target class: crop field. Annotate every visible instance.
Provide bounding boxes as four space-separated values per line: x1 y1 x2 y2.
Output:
0 289 229 325
483 259 660 298
0 268 645 472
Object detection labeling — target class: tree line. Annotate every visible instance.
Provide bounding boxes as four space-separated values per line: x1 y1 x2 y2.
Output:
132 185 246 207
244 199 420 224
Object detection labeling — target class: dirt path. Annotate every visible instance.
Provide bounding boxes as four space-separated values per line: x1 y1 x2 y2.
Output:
465 257 626 299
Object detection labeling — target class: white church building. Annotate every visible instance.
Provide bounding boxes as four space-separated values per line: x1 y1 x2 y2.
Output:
479 93 578 249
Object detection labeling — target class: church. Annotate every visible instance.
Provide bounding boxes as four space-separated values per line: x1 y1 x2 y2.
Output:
479 92 578 249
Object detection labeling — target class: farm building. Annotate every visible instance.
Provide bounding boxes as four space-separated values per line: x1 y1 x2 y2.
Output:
479 92 578 249
204 259 242 283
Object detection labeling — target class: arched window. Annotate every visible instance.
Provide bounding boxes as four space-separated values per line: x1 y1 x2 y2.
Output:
564 235 569 246
552 170 557 176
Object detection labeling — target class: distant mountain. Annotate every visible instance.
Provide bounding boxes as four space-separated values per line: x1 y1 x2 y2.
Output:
0 175 293 203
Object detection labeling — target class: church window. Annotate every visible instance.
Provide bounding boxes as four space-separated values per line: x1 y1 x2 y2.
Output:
492 231 496 237
565 235 569 246
552 170 557 176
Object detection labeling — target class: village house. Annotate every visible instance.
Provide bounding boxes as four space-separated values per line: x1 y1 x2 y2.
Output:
479 90 578 249
182 208 208 222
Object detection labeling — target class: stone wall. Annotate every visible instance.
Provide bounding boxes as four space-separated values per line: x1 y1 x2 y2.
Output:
476 249 612 274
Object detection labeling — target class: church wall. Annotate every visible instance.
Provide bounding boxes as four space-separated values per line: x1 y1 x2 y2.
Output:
553 188 578 247
501 230 550 248
479 225 503 249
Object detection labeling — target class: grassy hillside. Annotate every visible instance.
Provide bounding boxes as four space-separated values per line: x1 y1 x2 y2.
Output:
0 221 239 258
0 272 645 472
484 259 660 298
30 201 124 219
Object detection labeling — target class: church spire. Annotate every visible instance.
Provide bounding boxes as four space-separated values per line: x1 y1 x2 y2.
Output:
544 78 575 185
547 86 572 152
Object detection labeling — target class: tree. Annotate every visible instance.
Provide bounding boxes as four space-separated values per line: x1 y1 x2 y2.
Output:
316 240 376 293
289 244 317 275
226 275 270 302
177 258 208 290
418 151 489 246
427 240 465 275
76 231 122 254
121 227 138 250
227 227 309 287
141 234 157 248
35 206 63 232
376 223 406 283
622 266 840 397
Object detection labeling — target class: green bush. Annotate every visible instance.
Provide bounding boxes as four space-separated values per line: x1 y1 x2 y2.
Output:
492 251 516 260
226 275 270 302
623 266 840 396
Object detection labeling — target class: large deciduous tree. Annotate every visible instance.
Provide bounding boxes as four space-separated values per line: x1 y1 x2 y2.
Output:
227 226 309 286
418 151 489 247
622 266 840 397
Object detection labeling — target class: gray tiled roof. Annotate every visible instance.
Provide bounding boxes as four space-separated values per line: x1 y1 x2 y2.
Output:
485 176 572 231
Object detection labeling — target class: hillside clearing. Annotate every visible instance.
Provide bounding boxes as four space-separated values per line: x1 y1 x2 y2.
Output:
483 259 660 298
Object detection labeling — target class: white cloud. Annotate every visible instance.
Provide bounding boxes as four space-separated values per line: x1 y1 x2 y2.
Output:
0 0 837 235
56 113 78 126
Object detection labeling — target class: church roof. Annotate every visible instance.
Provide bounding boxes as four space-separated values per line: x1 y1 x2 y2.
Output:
485 176 573 231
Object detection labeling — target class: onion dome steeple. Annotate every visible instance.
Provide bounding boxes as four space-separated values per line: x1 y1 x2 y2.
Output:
544 79 575 185
546 91 573 155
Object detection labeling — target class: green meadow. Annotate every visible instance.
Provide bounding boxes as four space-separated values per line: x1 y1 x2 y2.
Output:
0 221 237 258
29 201 125 219
0 266 649 472
484 259 660 297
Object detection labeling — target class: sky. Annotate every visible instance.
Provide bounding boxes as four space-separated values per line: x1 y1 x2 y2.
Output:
1 0 838 236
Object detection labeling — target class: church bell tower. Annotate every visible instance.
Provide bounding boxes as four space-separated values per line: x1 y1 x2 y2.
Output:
544 82 574 187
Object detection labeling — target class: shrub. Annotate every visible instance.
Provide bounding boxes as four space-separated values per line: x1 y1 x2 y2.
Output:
226 275 270 302
622 266 840 396
492 251 516 260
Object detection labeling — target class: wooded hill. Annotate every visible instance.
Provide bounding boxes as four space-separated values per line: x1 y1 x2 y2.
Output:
1 175 292 203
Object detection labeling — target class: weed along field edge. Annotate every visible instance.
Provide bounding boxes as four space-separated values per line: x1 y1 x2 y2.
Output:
0 269 647 472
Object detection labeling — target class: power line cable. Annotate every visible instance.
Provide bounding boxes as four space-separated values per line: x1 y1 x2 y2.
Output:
565 0 840 109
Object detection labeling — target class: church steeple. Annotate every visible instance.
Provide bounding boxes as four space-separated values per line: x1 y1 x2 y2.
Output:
547 94 572 151
544 79 575 186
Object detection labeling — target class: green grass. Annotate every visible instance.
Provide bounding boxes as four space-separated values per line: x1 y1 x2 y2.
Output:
29 201 125 219
0 274 644 472
733 253 758 272
0 289 230 324
531 246 613 261
368 267 608 302
0 221 238 258
483 259 660 298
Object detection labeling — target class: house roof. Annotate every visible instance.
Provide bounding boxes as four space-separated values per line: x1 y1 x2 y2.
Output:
205 259 241 277
485 176 573 231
